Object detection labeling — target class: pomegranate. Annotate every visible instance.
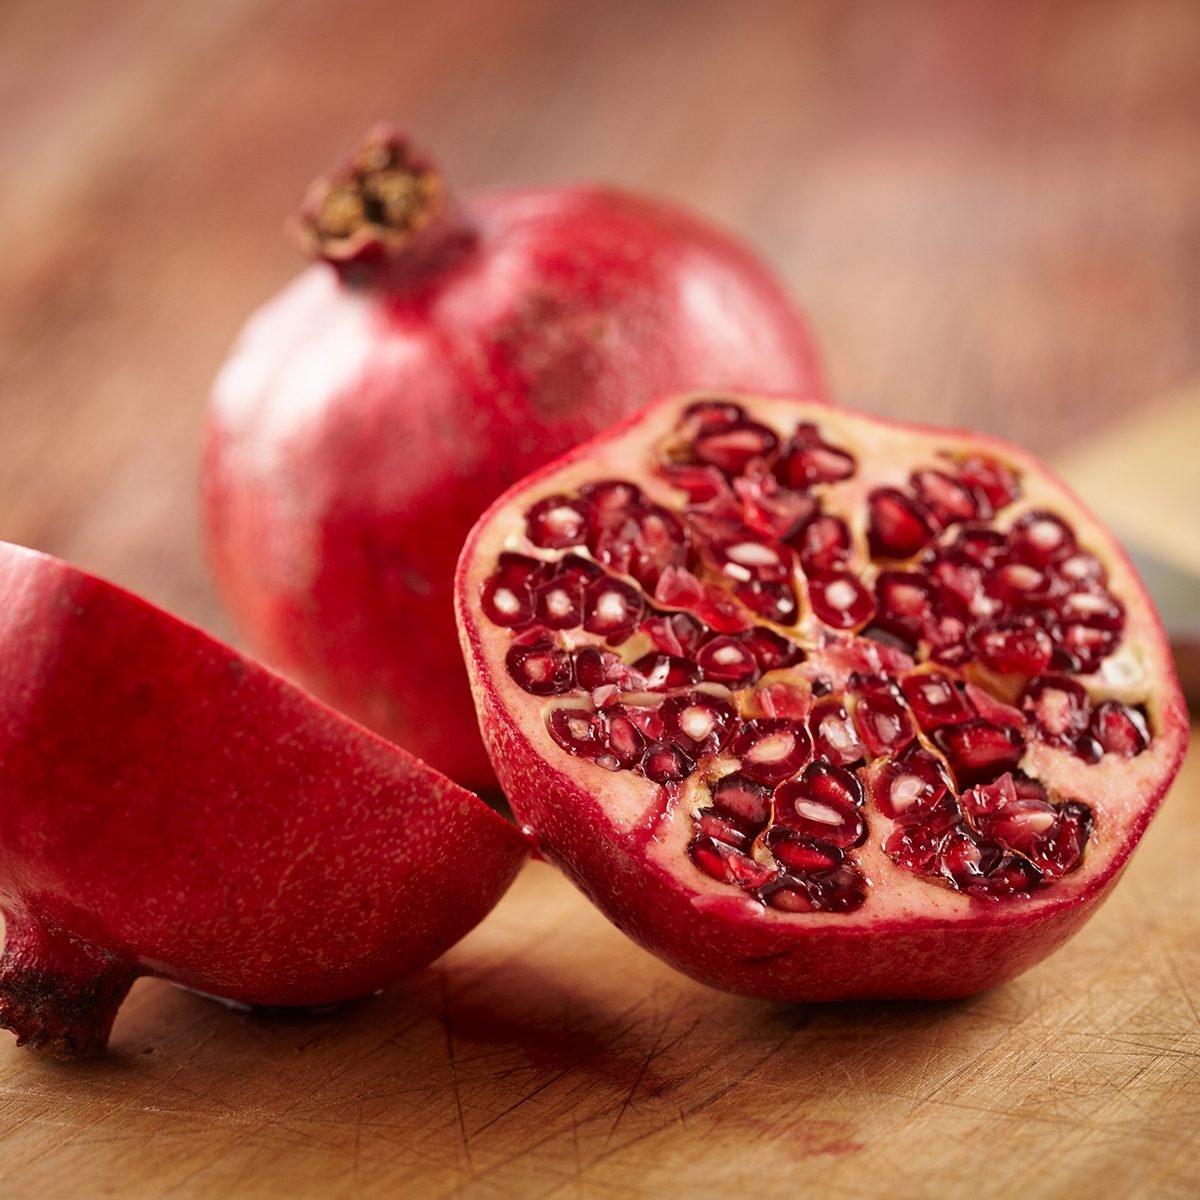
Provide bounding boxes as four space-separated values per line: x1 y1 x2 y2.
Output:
457 393 1188 1000
0 542 528 1057
203 127 824 791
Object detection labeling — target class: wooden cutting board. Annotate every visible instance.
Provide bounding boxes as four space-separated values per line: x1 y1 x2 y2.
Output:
0 417 1197 1199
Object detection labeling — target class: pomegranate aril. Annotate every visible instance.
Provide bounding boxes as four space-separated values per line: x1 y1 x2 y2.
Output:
696 635 760 685
950 526 1010 569
900 672 974 730
1059 624 1118 673
689 836 775 889
1022 675 1091 745
1029 800 1092 877
580 479 644 515
731 719 813 786
868 755 950 822
633 652 702 692
662 693 738 756
955 454 1020 512
506 633 575 695
985 562 1057 608
774 763 866 848
739 626 805 672
482 575 536 628
884 801 960 873
711 772 773 826
1091 701 1149 758
873 571 937 647
792 514 852 574
811 699 866 766
534 577 584 629
663 463 737 507
1057 552 1106 587
574 645 641 693
641 611 709 658
911 469 979 529
766 828 843 874
1058 588 1123 630
682 399 746 436
802 863 868 913
868 488 933 560
526 495 590 548
735 579 798 625
601 708 648 770
642 741 695 784
623 703 665 741
733 470 816 541
1009 511 1075 566
582 576 645 643
933 718 1025 787
755 682 813 720
938 832 1041 899
809 571 875 631
706 530 793 585
853 684 917 758
774 425 856 489
971 619 1054 675
693 421 779 475
695 807 752 851
546 707 605 757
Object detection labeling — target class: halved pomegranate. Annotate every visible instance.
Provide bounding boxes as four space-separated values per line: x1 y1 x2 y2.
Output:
0 542 528 1057
203 127 824 791
457 393 1187 1000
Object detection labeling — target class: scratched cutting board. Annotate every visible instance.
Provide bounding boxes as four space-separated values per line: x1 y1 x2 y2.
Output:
0 410 1198 1200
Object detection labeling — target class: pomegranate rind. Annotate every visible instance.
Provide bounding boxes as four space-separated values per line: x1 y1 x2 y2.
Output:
456 392 1188 1001
0 542 528 1056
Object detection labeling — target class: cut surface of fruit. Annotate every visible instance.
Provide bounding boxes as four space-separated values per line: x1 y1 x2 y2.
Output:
457 393 1187 1001
203 126 824 791
0 543 528 1057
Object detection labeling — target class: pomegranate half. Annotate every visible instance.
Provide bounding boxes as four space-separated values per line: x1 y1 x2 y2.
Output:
0 541 528 1057
203 127 824 791
457 393 1188 1000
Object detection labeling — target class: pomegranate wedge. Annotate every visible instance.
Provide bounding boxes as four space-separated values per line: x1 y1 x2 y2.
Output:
457 393 1187 1001
0 542 527 1057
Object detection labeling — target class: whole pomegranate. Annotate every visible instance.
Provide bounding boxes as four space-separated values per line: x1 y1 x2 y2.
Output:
0 541 527 1057
456 392 1188 1000
204 128 824 789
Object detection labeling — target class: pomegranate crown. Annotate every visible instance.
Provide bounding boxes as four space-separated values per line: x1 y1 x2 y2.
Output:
292 125 450 265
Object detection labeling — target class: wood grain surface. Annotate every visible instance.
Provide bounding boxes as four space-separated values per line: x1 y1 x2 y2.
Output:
1 1 1198 1196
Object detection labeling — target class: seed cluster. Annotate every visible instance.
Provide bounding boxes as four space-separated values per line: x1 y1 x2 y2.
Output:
481 401 1152 913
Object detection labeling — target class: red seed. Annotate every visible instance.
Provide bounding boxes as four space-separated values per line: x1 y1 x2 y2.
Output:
689 836 776 888
911 469 979 529
506 633 575 695
868 755 950 822
792 514 853 574
971 619 1054 675
738 626 806 672
774 424 857 489
1009 511 1075 566
933 718 1025 787
810 699 866 766
482 574 536 628
661 693 738 756
900 672 974 730
706 531 794 584
582 576 646 643
711 772 774 826
1022 675 1091 745
600 707 648 770
767 828 844 874
640 611 709 657
735 579 798 625
693 421 779 475
731 719 813 786
696 635 761 685
546 707 605 757
733 469 817 541
526 494 591 548
1057 587 1123 631
695 808 752 851
1090 701 1149 757
868 488 933 559
632 653 703 691
853 683 917 757
808 571 875 630
873 571 937 647
955 455 1021 512
681 399 746 436
1058 623 1118 673
774 763 865 848
642 741 696 784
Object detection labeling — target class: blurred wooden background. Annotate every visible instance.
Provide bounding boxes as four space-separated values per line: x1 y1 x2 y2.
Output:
2 0 1199 635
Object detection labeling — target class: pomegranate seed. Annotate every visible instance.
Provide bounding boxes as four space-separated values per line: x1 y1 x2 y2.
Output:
911 469 979 529
972 619 1054 675
711 772 773 826
929 555 995 618
695 808 752 851
707 532 794 584
1057 588 1123 630
984 562 1055 607
767 828 844 874
662 462 737 507
868 756 950 821
546 707 605 757
933 718 1025 787
629 506 691 590
731 719 813 786
689 836 776 888
1029 799 1092 877
574 645 643 693
534 580 583 629
582 576 645 643
662 693 738 756
811 699 866 765
1059 624 1118 673
1090 701 1149 757
900 672 974 730
951 526 1011 569
482 575 536 628
642 741 696 784
853 683 917 757
735 579 798 625
526 494 591 548
1009 511 1075 566
802 863 869 912
938 831 1041 899
774 424 856 489
774 763 865 848
873 571 937 647
1056 552 1106 587
693 421 779 475
632 653 702 691
1022 675 1091 745
738 626 805 672
955 455 1020 512
624 703 665 741
696 635 761 685
733 471 817 541
580 478 644 513
960 775 1052 848
808 571 875 630
506 633 575 695
868 488 933 559
682 399 746 436
756 682 813 720
791 514 852 574
884 802 961 873
640 612 704 657
600 707 648 770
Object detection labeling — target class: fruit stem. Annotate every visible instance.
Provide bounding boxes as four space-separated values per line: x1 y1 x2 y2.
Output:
292 125 470 283
0 914 138 1058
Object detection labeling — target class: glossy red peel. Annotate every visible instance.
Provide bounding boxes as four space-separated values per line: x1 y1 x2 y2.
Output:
456 393 1188 1001
204 126 824 790
0 542 528 1057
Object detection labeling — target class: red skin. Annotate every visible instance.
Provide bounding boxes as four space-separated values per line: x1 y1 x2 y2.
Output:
204 135 823 791
0 542 528 1057
456 393 1189 1002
